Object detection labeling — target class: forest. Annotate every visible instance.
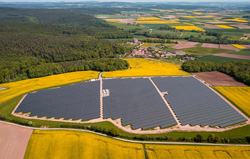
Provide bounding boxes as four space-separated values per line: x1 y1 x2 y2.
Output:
0 8 134 83
182 61 250 85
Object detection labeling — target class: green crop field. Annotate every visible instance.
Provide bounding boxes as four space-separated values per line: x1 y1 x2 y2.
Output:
107 22 142 30
180 46 228 55
197 55 250 63
141 24 166 29
228 49 250 56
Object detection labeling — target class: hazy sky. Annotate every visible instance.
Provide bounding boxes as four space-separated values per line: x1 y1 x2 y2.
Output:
1 0 249 2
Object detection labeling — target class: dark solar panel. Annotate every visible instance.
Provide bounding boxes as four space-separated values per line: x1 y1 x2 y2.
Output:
152 76 247 127
15 81 100 121
103 78 177 130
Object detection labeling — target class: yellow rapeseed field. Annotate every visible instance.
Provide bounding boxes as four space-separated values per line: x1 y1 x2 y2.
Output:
25 130 250 159
215 86 250 116
215 25 237 29
135 20 178 24
171 26 205 31
105 19 120 23
222 18 248 23
136 17 161 21
232 44 247 49
0 71 99 104
24 130 145 159
102 58 190 78
145 144 250 159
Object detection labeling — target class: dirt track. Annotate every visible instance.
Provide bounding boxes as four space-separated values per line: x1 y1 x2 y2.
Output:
193 71 247 86
213 53 250 60
0 122 33 159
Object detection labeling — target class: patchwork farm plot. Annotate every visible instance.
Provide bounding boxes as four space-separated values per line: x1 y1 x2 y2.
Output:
213 53 250 60
172 42 199 49
193 71 247 87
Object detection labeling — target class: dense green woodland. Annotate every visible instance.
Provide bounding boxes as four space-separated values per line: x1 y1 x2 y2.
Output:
182 61 250 85
0 8 134 83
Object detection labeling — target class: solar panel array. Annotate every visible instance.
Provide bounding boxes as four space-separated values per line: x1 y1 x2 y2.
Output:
103 78 177 130
15 81 100 121
152 76 247 128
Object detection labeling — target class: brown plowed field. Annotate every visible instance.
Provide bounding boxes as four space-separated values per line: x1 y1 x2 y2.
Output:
193 22 204 25
231 25 250 29
0 122 33 159
220 44 239 51
193 71 247 86
172 42 199 49
213 53 250 60
177 41 188 44
208 21 231 24
242 45 250 49
202 43 220 49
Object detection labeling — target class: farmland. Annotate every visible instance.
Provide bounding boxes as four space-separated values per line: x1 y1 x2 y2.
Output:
197 55 250 63
180 45 228 55
215 25 237 29
232 44 247 49
24 130 250 159
102 58 190 78
215 87 250 117
171 26 205 31
24 130 145 159
0 122 33 159
193 71 247 87
213 53 250 60
145 144 250 159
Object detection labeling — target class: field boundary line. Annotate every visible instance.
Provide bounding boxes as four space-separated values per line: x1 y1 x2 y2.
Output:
0 120 250 147
148 77 181 126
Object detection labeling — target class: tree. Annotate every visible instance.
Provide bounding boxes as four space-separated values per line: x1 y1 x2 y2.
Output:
194 134 203 142
109 128 120 137
207 134 220 143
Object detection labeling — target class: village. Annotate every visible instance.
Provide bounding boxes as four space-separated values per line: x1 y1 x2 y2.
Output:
128 39 196 62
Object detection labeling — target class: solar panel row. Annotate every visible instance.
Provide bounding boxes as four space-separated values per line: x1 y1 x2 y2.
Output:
152 76 247 128
103 78 177 130
15 81 100 121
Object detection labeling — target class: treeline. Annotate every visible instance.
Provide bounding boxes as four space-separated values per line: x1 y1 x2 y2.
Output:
0 23 133 39
182 61 250 85
136 31 250 45
0 59 129 83
140 38 176 44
